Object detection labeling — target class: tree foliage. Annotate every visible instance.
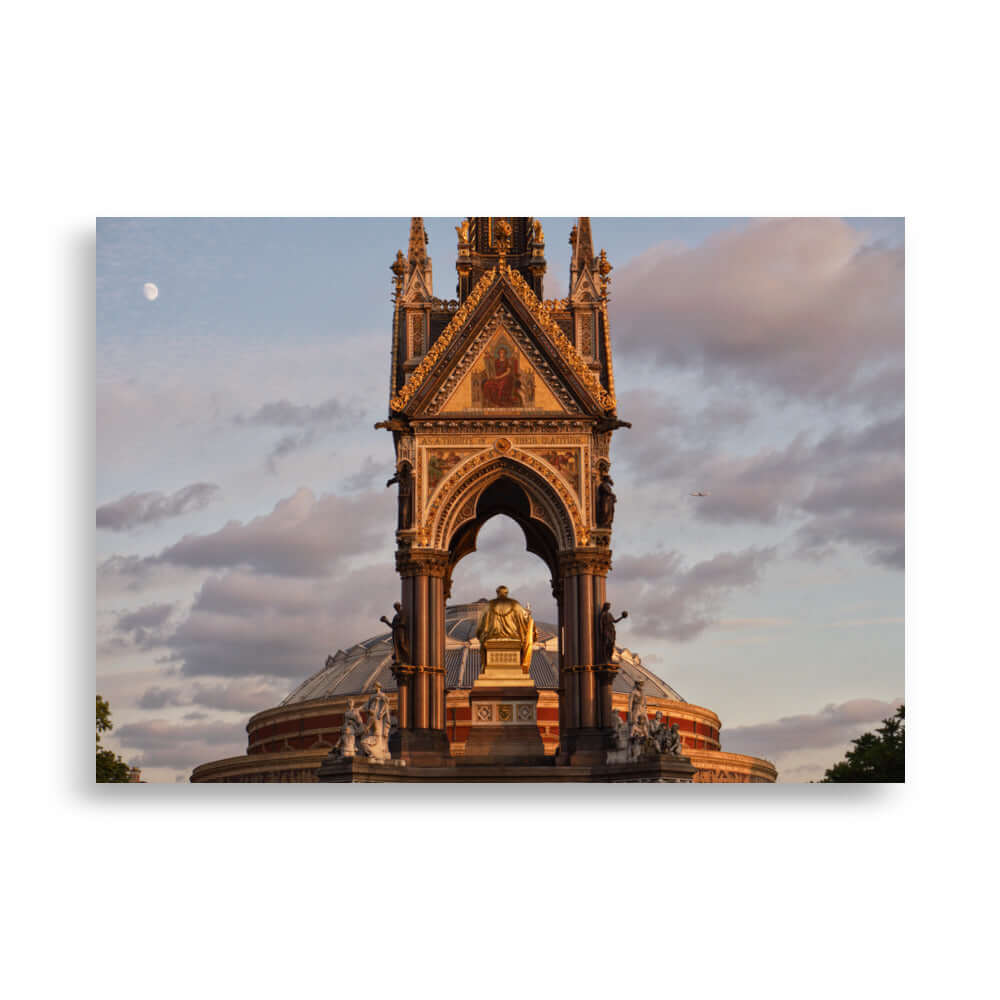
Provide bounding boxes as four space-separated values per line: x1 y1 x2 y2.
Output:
96 695 132 783
822 704 904 782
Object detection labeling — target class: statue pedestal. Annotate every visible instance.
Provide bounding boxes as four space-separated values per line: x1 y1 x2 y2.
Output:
464 638 544 762
462 685 546 763
473 638 534 688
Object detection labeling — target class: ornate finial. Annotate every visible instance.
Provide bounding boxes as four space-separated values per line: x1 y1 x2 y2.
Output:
532 218 544 245
390 250 406 299
494 217 512 261
598 248 613 297
456 218 470 244
408 217 427 268
569 224 578 247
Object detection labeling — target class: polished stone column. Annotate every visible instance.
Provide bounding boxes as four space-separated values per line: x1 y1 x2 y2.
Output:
577 571 595 728
556 581 568 742
413 574 429 728
557 548 613 762
561 574 578 738
430 576 445 731
392 548 452 764
597 665 618 730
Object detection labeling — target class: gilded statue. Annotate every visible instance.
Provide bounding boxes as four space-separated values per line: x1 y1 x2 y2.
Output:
494 218 513 257
456 219 470 243
476 585 536 671
532 219 544 244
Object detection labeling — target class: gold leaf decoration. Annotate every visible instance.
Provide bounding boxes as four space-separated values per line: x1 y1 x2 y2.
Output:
500 264 615 412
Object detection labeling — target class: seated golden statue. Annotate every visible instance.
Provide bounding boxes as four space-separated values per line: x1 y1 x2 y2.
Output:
476 585 536 671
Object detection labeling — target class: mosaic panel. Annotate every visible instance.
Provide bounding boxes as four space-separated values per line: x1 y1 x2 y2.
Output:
426 448 477 492
471 333 534 409
535 448 581 496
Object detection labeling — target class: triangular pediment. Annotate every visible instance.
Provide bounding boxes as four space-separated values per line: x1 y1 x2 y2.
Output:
402 267 431 302
391 265 614 416
570 267 600 304
438 325 570 414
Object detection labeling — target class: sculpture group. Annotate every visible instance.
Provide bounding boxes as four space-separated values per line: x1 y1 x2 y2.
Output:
332 683 394 763
608 680 684 761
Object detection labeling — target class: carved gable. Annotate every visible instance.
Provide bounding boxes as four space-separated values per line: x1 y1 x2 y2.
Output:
438 317 572 415
392 265 614 417
570 267 600 304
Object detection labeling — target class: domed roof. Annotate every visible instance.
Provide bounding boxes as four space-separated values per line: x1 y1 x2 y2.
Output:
281 601 684 706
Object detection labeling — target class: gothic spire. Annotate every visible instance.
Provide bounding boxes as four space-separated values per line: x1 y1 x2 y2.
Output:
408 217 428 271
570 217 594 279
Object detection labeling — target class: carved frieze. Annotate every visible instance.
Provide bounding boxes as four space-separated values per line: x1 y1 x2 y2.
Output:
577 312 594 356
414 419 593 435
409 311 425 356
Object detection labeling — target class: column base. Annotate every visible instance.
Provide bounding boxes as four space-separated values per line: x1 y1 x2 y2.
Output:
389 728 453 767
559 727 611 766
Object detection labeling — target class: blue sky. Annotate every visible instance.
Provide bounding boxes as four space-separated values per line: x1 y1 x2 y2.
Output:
97 217 903 782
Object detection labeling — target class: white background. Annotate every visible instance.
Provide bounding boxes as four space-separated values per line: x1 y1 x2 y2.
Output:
5 1 996 996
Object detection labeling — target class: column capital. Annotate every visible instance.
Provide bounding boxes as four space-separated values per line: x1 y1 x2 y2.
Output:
395 547 450 579
558 547 612 578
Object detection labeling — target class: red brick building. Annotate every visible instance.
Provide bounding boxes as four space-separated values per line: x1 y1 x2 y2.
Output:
191 601 776 782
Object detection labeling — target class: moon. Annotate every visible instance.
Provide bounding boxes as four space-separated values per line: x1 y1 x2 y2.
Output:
143 282 159 301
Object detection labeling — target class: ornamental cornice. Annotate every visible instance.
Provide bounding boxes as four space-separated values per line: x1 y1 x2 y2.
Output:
411 418 595 434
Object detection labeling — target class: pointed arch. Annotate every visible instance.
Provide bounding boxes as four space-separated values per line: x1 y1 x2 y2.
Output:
430 451 585 558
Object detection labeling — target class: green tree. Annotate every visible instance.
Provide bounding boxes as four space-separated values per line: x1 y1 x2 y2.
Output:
96 695 132 783
821 704 904 782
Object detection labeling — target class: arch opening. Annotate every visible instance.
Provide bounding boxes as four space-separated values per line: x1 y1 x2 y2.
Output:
445 475 561 602
448 512 559 627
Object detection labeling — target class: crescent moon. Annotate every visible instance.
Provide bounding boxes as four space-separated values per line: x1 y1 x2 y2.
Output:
143 282 159 301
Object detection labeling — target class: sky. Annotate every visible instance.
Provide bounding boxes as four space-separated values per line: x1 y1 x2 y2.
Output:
96 216 904 783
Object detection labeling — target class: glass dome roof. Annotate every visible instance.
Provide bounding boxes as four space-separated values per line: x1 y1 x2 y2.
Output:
280 600 684 706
